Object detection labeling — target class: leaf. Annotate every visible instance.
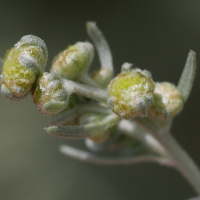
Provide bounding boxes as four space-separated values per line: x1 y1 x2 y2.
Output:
45 114 120 139
177 50 197 102
86 21 114 75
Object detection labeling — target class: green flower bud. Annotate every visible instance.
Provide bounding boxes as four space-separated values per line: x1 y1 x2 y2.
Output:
149 82 184 120
80 113 109 143
90 67 113 88
108 68 155 119
1 35 48 101
51 42 94 80
32 72 68 115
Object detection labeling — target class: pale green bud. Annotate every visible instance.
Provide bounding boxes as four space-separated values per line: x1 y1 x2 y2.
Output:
32 72 68 115
149 82 184 120
80 113 109 143
90 67 113 88
108 68 155 119
1 35 48 101
51 42 94 80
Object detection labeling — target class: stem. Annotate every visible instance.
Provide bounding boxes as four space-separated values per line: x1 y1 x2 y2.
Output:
60 145 173 166
62 79 108 103
158 134 200 195
133 117 200 195
79 73 101 88
118 120 167 156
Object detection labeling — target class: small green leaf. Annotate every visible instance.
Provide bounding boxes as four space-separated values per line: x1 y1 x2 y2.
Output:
177 50 197 102
45 114 120 139
86 21 114 76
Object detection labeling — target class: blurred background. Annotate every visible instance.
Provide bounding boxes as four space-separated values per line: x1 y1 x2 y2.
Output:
0 1 200 200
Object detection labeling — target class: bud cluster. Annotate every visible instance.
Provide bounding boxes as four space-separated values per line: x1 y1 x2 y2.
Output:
0 22 193 162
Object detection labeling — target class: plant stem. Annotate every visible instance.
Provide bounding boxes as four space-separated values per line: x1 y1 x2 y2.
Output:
60 145 173 166
133 117 200 195
62 79 108 103
157 133 200 195
79 73 101 88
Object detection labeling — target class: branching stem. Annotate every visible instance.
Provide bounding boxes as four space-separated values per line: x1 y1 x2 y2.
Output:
60 145 173 166
62 79 108 103
133 117 200 195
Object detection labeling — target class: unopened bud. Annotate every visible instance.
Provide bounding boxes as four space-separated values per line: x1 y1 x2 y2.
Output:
1 35 48 101
90 67 113 87
108 68 155 119
51 42 94 80
149 82 184 120
32 72 68 115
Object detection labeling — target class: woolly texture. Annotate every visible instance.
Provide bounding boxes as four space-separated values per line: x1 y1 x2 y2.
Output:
51 42 94 80
90 67 113 88
32 72 68 115
1 35 48 100
149 82 183 120
108 68 155 119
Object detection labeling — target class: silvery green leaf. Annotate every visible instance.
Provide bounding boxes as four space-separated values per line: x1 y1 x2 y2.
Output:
45 114 120 139
177 50 197 102
86 21 113 76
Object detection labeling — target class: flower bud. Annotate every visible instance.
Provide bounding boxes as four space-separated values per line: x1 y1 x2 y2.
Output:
32 72 68 115
108 68 155 119
80 113 109 143
149 82 184 120
1 35 48 101
90 67 113 88
51 42 94 80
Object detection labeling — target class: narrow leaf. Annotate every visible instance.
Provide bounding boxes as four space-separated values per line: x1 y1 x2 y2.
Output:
177 50 197 102
86 21 114 75
45 114 120 139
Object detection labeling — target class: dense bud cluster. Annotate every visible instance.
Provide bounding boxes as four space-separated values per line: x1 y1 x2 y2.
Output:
1 35 47 100
108 68 155 119
0 23 198 192
51 42 94 80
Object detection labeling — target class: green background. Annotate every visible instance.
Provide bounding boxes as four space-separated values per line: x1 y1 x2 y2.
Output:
0 1 200 200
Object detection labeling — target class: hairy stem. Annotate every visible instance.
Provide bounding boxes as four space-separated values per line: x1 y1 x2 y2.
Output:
60 145 173 166
79 73 101 88
133 117 200 195
62 79 108 103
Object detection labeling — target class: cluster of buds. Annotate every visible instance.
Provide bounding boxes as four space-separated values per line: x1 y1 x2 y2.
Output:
0 22 196 165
